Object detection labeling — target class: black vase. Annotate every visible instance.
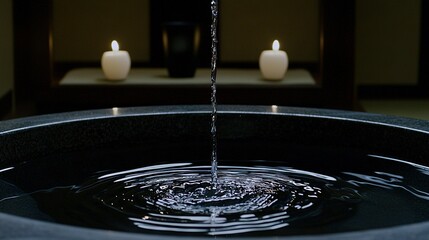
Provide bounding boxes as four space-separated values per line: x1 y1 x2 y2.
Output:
163 22 200 78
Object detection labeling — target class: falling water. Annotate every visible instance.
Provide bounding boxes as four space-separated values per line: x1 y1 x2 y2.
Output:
210 0 219 187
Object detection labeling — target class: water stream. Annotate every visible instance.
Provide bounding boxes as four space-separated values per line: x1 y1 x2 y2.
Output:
210 0 219 187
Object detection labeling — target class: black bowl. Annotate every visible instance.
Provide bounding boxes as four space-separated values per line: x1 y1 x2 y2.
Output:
0 105 429 239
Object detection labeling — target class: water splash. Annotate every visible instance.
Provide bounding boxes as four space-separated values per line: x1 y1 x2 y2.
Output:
67 163 358 236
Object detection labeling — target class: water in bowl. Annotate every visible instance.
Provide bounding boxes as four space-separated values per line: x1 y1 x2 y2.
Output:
1 143 429 236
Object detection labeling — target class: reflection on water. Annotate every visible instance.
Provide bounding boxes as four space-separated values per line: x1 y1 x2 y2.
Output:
1 151 429 236
344 171 429 200
58 164 359 235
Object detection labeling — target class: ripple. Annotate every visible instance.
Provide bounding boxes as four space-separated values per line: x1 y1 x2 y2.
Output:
344 171 429 200
71 163 360 235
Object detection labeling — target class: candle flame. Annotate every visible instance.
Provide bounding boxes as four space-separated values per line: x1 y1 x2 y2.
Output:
112 107 119 116
111 40 119 51
271 105 279 113
272 40 280 51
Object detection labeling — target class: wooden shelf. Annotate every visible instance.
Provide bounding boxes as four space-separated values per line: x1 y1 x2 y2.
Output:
44 68 321 112
60 68 316 87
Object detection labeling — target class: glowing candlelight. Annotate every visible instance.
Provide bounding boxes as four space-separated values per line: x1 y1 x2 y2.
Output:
111 40 119 51
259 40 289 80
101 40 131 80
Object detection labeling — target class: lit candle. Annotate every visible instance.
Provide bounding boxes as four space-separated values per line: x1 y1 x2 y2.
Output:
259 40 288 80
101 40 131 80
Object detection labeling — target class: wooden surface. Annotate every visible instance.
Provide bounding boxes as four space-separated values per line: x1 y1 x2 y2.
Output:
60 68 315 86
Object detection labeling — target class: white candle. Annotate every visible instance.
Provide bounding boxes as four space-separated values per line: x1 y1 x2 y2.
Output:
101 40 131 80
259 40 288 80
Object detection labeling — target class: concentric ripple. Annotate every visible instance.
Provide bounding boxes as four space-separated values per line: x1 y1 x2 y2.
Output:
70 163 361 235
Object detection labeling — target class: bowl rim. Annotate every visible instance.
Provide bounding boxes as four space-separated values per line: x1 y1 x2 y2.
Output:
2 105 429 135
